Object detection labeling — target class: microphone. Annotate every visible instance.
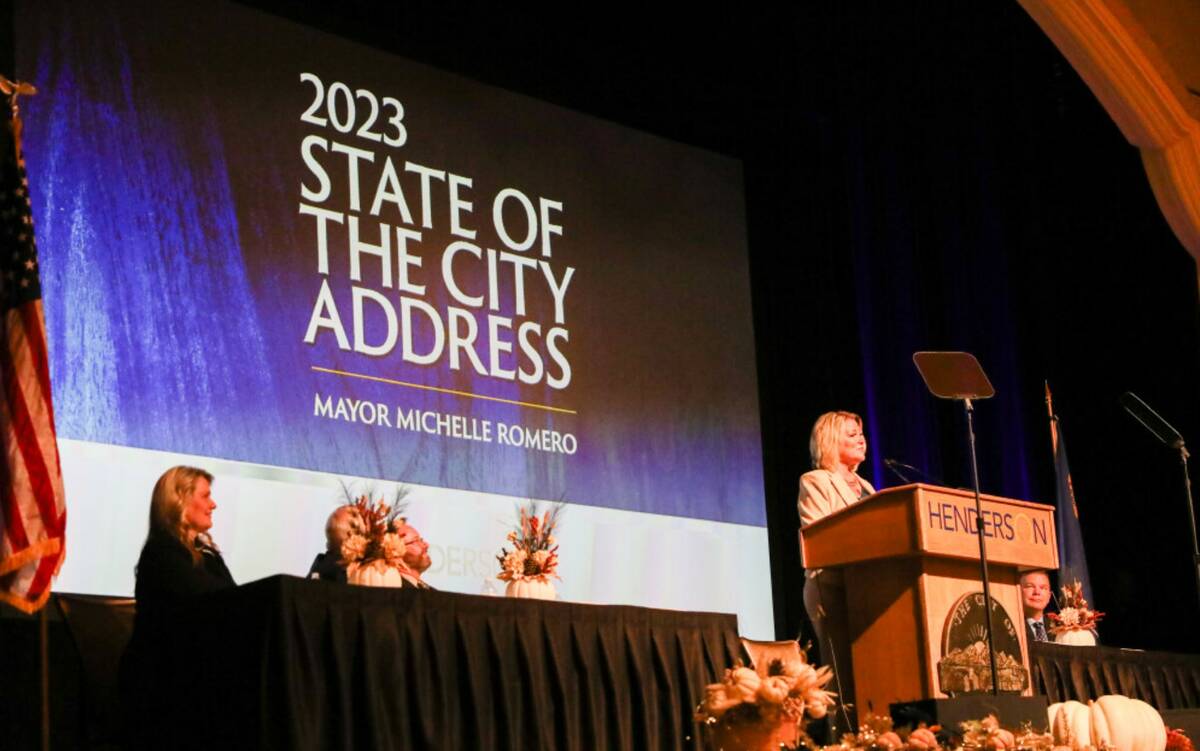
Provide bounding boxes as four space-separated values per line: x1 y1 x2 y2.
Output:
884 457 923 473
884 458 915 483
1120 392 1185 449
884 458 945 486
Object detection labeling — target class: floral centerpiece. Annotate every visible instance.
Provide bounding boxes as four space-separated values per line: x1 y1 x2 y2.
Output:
773 710 1186 751
955 715 1010 750
339 488 424 588
1168 727 1197 751
1047 580 1103 646
694 648 836 750
829 714 944 751
496 501 562 599
822 713 1054 751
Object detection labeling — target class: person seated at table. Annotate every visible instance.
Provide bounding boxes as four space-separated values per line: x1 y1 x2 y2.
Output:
121 466 236 748
1020 569 1052 643
393 517 433 589
308 504 365 583
133 465 236 614
797 410 875 732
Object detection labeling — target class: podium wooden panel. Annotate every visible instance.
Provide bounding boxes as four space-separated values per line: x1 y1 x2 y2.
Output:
800 483 1058 715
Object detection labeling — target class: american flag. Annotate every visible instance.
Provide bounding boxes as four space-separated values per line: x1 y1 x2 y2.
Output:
0 80 66 614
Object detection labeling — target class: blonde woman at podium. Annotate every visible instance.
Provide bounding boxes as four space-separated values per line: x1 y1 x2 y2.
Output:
798 410 875 729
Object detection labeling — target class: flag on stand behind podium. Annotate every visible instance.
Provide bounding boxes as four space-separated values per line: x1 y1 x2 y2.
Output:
0 79 66 614
1045 382 1093 604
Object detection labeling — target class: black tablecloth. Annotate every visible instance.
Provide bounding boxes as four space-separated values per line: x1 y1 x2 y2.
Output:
1029 641 1200 709
168 576 740 750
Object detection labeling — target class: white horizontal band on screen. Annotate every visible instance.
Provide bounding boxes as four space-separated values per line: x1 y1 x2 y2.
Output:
311 365 578 415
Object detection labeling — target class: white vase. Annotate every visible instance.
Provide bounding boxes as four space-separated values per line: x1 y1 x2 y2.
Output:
347 559 406 588
505 578 557 600
1054 628 1097 646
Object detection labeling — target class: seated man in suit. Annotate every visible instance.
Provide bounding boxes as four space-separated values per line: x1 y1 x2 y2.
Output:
393 517 434 589
308 505 365 583
1020 569 1052 643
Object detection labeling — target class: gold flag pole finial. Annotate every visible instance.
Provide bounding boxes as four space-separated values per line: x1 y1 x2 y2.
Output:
0 75 37 160
1045 380 1061 453
0 74 38 108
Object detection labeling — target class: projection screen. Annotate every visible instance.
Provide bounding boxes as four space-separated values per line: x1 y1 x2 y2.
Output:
16 0 772 636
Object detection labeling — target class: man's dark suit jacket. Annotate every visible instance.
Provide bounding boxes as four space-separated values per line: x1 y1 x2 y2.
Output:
308 552 348 583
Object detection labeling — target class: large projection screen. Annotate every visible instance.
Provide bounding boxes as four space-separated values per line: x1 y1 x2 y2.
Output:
16 0 772 636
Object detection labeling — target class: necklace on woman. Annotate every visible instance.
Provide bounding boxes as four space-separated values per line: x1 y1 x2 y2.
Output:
840 469 861 494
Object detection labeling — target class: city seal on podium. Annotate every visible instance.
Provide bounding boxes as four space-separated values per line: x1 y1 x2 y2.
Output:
937 592 1029 694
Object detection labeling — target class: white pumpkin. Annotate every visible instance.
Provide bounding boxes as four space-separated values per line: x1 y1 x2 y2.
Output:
1049 700 1091 749
1048 695 1166 751
1054 629 1097 647
1092 696 1166 751
347 559 406 588
505 578 557 600
1136 698 1168 751
1090 697 1112 747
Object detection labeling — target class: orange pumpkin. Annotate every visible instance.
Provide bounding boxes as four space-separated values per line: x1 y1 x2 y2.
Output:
907 727 939 750
991 728 1015 749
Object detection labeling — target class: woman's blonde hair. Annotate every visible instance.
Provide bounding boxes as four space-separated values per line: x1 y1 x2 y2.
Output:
148 465 214 564
808 411 863 471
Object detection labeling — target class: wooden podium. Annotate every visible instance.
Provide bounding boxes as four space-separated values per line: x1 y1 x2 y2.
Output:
800 483 1058 715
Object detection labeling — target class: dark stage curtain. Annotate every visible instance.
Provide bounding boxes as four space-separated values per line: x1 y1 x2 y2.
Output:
147 576 740 750
751 3 1200 652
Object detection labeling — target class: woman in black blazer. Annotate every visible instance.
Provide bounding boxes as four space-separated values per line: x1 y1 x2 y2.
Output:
121 466 235 748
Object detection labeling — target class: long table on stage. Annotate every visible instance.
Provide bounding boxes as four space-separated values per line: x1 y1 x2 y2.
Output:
170 575 740 750
7 586 1200 748
1029 641 1200 708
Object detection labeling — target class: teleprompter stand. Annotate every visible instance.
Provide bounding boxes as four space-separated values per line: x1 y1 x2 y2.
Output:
893 351 1047 730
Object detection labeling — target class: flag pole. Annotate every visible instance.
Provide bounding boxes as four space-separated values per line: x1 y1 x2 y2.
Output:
1044 381 1055 449
40 603 50 751
2 75 56 749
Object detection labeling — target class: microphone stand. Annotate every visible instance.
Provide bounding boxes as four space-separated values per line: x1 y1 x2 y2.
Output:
1121 392 1200 609
964 398 999 695
1177 441 1200 605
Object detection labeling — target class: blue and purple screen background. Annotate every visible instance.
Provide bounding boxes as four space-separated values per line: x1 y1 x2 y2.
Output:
18 0 766 527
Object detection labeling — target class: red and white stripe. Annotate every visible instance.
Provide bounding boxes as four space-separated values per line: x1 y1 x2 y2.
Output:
0 299 66 613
